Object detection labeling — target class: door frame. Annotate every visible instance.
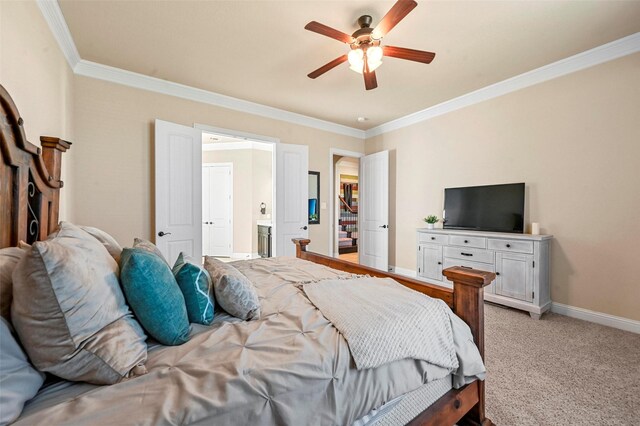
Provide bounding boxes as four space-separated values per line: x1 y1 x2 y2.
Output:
202 162 233 257
328 148 364 258
195 123 278 255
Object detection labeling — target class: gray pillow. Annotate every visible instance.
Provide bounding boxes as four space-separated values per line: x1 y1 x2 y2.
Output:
11 222 148 385
0 247 26 322
0 317 45 425
80 225 123 264
133 237 168 265
203 257 261 320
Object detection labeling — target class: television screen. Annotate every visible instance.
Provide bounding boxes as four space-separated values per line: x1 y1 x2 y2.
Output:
443 183 525 233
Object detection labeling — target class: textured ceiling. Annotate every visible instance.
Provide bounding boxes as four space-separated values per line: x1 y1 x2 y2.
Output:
59 0 640 129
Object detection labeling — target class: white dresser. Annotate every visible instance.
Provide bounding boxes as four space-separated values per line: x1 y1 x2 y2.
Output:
416 228 552 319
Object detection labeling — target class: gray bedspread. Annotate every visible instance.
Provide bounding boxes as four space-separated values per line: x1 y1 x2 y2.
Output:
16 257 484 426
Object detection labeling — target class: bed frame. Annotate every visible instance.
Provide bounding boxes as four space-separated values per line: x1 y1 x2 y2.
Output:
0 83 494 426
293 240 494 426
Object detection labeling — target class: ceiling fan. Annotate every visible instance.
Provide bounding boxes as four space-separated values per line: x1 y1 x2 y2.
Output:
304 0 435 90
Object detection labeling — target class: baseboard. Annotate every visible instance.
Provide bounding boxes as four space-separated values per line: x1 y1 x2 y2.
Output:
551 302 640 334
390 265 640 334
389 266 417 277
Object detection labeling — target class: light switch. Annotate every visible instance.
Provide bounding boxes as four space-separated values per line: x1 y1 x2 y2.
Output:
321 202 327 210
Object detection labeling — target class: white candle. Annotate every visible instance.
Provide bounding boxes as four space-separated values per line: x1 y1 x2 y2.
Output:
531 222 540 235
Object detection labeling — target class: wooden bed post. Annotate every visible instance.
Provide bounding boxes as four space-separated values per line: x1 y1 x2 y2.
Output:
294 238 311 258
443 266 495 426
40 136 71 231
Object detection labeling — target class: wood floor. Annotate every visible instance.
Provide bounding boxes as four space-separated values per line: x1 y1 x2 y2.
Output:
338 252 359 264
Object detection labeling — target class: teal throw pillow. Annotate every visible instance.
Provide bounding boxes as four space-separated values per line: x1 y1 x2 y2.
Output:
172 253 214 325
119 248 190 346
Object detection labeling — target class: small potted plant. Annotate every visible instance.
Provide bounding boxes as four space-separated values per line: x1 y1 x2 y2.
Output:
424 215 439 230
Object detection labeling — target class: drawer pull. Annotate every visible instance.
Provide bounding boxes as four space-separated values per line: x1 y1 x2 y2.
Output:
461 252 473 257
460 266 473 269
464 240 469 243
431 237 435 240
506 244 511 248
437 261 442 265
496 272 500 276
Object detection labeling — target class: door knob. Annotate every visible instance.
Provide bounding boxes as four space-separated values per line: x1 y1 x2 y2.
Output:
379 224 388 229
300 226 308 230
158 231 172 237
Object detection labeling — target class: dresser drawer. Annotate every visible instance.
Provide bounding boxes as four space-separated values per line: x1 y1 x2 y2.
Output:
488 239 533 254
443 258 495 274
449 235 486 249
418 233 449 245
444 246 494 264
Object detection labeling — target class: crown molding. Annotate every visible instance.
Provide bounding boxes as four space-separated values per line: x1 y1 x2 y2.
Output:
36 0 80 69
74 60 366 139
365 32 640 138
37 1 639 141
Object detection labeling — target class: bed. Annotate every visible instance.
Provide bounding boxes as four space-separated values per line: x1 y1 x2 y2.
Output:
0 84 495 425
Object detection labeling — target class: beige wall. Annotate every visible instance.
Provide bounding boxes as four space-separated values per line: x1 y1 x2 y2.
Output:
0 0 75 221
72 76 364 253
202 148 272 255
366 53 640 321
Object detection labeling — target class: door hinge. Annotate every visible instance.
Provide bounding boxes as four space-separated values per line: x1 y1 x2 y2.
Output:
532 291 535 299
418 267 421 273
533 261 535 268
419 246 421 251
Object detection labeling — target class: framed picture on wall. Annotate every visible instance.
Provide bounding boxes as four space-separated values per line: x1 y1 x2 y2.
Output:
308 171 320 224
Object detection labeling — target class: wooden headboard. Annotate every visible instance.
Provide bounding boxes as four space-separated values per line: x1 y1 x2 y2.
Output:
0 84 71 249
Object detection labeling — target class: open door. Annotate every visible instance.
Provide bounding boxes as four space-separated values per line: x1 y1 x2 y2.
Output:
155 119 202 265
359 150 389 271
276 143 309 256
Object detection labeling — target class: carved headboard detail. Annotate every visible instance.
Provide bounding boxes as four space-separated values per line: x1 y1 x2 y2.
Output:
0 84 71 249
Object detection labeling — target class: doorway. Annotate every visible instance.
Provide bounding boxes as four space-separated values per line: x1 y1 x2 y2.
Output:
201 132 274 260
331 153 362 264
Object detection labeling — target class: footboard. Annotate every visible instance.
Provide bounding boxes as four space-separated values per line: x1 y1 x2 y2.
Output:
292 239 495 426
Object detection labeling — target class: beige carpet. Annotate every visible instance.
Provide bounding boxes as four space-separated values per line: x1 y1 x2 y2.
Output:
484 303 640 425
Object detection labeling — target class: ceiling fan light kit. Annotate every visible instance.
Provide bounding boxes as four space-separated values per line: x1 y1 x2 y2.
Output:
305 0 436 90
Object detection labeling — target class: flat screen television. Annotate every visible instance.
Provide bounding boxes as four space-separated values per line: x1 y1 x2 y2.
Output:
443 183 525 233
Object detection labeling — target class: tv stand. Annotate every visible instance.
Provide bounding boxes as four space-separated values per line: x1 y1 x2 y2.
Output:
416 228 552 319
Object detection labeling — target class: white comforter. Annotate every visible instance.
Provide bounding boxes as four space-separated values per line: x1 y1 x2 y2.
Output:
303 276 486 388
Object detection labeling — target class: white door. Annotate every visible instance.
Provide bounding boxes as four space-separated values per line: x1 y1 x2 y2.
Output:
359 150 389 270
276 143 309 256
155 119 202 265
202 164 233 257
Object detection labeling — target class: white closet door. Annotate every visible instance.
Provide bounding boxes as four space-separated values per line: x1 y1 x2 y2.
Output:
275 143 309 256
203 164 232 257
154 119 202 265
359 150 389 271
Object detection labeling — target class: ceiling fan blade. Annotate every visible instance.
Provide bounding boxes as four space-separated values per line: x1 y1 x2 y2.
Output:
304 21 354 44
373 0 417 39
307 55 348 79
383 45 436 64
363 59 378 90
